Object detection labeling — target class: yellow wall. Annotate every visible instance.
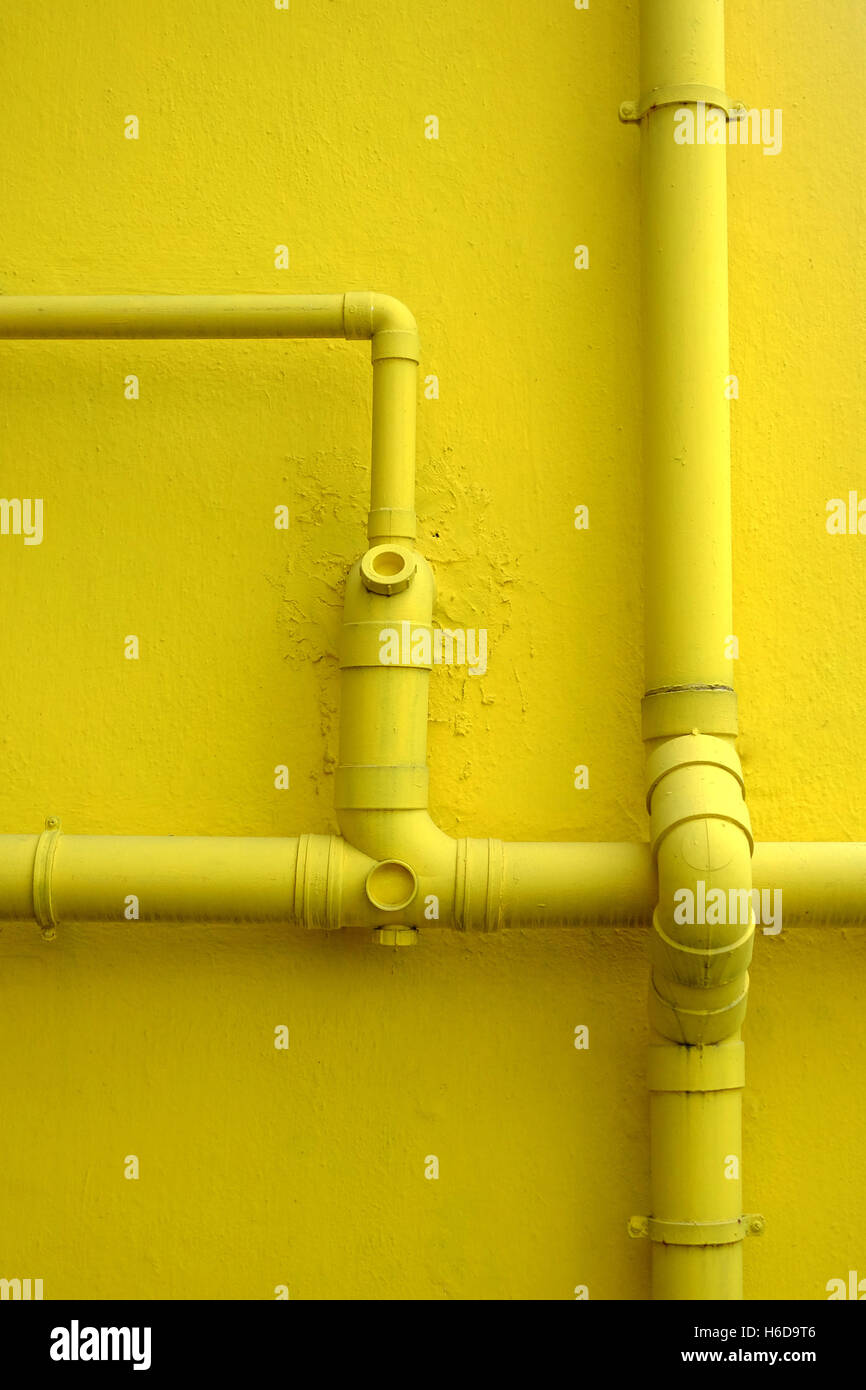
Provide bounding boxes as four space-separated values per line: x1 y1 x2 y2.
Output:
0 0 864 1299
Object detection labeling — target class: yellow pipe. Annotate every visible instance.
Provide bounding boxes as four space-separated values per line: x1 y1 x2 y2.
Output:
0 829 359 931
1 277 864 1299
0 291 418 345
648 1037 746 1300
1 833 864 931
647 735 754 1044
335 536 456 937
344 293 420 546
640 2 732 692
0 290 420 554
754 842 866 923
0 294 348 339
632 0 753 1299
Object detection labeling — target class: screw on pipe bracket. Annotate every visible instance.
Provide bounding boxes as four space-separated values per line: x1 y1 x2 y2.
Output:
33 815 62 941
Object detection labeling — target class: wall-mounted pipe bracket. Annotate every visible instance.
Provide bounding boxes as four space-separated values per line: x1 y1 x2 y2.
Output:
628 1213 765 1245
619 86 746 123
33 816 62 941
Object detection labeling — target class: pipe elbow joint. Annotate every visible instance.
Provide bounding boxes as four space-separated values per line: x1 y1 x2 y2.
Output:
342 291 420 363
646 734 755 1045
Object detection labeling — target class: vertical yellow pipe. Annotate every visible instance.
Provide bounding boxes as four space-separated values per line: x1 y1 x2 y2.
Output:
635 0 753 1300
647 1037 746 1300
343 292 420 547
641 1 733 692
369 357 417 546
336 551 455 884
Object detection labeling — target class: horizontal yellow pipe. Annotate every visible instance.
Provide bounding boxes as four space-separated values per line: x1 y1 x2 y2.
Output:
0 833 309 926
0 292 418 344
0 294 351 338
752 842 866 924
0 832 863 930
496 841 866 927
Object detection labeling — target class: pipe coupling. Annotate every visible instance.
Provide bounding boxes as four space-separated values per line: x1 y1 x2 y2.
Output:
454 838 504 932
295 834 343 930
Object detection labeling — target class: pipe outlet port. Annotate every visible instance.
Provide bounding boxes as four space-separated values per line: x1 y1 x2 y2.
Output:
365 859 418 912
360 544 416 595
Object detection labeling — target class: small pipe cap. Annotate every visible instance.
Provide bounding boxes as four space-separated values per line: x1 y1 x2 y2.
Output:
360 544 416 595
373 926 418 947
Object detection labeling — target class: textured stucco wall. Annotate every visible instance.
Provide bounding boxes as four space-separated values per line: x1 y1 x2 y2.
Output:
0 0 863 1299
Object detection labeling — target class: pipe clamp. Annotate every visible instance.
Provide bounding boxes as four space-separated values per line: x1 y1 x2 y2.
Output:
619 86 747 123
33 816 62 940
628 1214 765 1245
